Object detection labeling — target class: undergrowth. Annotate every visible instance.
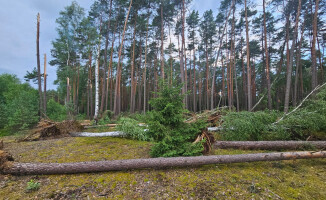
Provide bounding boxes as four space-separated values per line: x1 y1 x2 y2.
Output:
221 86 326 141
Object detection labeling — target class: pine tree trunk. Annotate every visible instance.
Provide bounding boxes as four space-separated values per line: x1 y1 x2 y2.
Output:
263 0 272 110
130 13 137 113
160 2 165 80
294 18 305 106
143 13 149 114
311 0 319 90
284 0 301 113
215 141 326 150
103 0 113 111
114 0 133 116
43 54 47 115
244 0 251 111
36 13 42 118
1 151 325 175
193 48 196 112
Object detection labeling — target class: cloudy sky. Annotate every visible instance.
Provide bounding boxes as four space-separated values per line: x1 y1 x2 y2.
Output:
0 0 218 90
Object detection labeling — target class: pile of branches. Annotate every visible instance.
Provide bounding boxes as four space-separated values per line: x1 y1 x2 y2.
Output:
20 120 83 141
186 108 226 127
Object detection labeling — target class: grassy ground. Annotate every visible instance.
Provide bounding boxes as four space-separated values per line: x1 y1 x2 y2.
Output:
1 133 326 199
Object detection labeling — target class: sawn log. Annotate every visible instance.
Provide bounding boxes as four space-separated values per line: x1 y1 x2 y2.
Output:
214 141 326 150
1 151 325 175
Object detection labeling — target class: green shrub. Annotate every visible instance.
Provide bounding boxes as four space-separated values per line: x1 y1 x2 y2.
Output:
148 81 207 157
221 87 326 141
221 110 290 141
26 179 40 192
117 117 150 141
0 74 39 132
46 99 67 121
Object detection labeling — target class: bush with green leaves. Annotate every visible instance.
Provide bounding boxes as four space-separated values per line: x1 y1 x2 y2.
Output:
117 117 151 141
147 81 207 157
278 87 326 139
221 110 289 141
221 86 326 141
0 74 39 133
46 99 67 121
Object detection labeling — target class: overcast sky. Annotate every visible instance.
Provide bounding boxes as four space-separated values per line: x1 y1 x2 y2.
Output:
0 0 218 90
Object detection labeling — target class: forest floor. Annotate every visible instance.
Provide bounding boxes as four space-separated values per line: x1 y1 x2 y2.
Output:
1 128 326 200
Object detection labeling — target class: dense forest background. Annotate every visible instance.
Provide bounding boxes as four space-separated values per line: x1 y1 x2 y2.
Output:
0 0 325 133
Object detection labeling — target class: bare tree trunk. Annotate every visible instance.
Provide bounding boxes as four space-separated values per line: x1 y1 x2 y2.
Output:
215 141 326 150
143 13 149 114
294 17 306 106
244 0 251 111
311 0 319 90
193 48 196 112
211 0 235 110
284 0 301 113
114 0 133 116
160 1 165 80
103 0 113 112
263 0 272 109
107 22 117 111
1 150 325 175
180 1 186 104
66 77 70 116
36 13 42 118
43 54 47 115
130 13 137 113
94 39 101 119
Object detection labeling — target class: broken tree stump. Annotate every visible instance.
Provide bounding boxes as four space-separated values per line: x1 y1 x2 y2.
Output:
1 150 325 175
214 141 326 150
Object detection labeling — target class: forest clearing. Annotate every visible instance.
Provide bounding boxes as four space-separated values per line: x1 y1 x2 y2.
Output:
0 0 326 199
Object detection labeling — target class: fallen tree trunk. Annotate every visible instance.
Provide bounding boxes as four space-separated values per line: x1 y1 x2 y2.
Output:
1 150 325 175
70 132 125 137
84 124 118 129
215 141 326 150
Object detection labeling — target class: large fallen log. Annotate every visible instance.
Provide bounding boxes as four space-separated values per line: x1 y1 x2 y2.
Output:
1 150 325 175
70 132 125 137
214 141 326 150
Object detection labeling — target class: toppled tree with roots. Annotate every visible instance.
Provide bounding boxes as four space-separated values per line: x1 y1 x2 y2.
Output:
21 120 83 141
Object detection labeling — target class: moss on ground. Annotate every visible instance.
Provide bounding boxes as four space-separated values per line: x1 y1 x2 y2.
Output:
0 134 326 199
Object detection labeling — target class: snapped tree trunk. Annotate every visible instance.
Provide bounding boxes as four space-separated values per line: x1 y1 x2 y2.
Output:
36 13 43 118
215 141 326 150
1 150 325 175
43 54 47 115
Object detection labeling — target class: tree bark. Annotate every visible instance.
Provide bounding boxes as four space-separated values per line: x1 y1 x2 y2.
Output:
294 16 306 106
143 12 149 114
215 141 326 150
114 0 133 116
311 0 319 90
36 13 42 118
284 0 301 113
130 12 138 113
244 0 251 111
1 151 325 175
160 1 165 80
263 0 272 110
43 54 47 115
